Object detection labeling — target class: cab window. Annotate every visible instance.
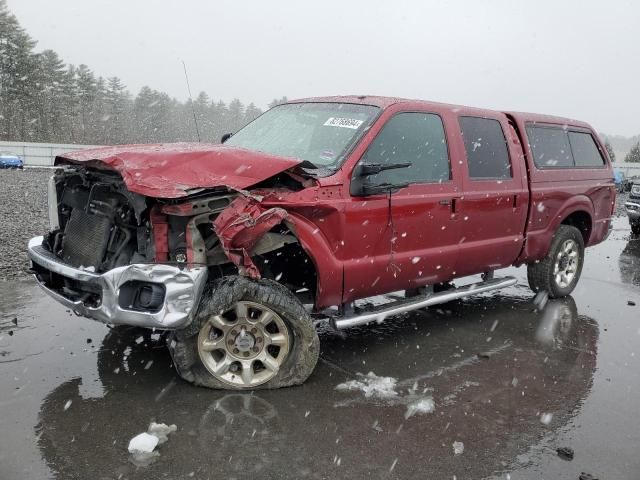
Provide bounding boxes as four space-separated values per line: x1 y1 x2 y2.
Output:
526 125 574 168
362 112 450 186
568 131 605 167
459 116 512 179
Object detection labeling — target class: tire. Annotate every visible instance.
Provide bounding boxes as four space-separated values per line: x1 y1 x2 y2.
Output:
632 224 640 235
168 275 320 390
527 225 585 299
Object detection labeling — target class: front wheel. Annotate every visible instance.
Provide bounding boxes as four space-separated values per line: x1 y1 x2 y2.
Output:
527 225 585 298
168 276 320 390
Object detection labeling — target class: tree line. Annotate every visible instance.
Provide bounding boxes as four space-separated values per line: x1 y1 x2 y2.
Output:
603 136 640 163
0 0 284 146
626 143 640 163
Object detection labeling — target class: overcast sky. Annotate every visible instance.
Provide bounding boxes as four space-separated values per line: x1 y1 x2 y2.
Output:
7 0 640 135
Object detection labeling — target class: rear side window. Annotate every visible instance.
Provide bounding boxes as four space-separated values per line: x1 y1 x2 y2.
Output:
568 131 605 167
526 126 574 168
459 116 512 179
363 112 450 185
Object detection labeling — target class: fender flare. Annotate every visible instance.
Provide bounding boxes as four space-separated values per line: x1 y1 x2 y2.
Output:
549 195 595 241
284 212 343 309
518 194 595 264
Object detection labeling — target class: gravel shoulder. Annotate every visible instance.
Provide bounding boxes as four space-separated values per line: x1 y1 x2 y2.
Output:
0 168 51 280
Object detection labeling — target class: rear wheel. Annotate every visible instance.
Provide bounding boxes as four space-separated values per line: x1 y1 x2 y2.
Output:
527 225 584 298
169 276 319 390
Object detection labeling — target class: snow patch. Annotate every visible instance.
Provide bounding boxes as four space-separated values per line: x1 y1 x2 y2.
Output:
453 441 464 455
405 397 435 419
128 432 158 454
540 413 553 425
128 422 177 466
335 372 398 399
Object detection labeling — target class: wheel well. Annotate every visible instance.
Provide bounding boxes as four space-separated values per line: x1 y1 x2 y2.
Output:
252 239 318 304
561 211 592 244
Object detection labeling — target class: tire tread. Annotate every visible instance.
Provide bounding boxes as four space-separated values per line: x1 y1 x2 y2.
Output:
168 275 319 390
527 225 584 298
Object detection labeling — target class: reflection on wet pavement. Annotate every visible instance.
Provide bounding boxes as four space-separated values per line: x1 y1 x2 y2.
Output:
31 295 597 479
1 217 639 479
619 236 640 286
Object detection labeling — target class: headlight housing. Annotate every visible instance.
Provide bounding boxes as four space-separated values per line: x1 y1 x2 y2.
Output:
632 184 640 196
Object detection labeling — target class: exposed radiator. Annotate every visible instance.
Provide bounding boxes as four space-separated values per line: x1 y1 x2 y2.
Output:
60 208 112 268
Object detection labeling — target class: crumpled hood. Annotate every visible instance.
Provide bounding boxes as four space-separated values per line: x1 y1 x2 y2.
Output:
56 143 303 198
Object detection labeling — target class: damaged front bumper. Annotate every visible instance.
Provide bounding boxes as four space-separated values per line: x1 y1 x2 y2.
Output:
28 236 207 329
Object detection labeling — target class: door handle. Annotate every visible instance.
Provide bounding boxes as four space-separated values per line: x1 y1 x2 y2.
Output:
439 198 457 213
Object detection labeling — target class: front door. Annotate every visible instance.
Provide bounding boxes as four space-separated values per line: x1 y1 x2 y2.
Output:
342 111 462 302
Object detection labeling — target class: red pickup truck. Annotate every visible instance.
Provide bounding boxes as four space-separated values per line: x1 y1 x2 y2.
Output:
28 96 615 390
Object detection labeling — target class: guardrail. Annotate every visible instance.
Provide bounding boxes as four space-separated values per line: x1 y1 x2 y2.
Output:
616 164 640 177
0 141 100 167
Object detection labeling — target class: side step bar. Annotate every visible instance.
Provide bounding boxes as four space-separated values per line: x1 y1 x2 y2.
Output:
331 276 517 330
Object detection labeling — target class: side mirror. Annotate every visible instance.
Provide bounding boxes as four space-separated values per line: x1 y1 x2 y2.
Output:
221 133 233 144
350 162 411 197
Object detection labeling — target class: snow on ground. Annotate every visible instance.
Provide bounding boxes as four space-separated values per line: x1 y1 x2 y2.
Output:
127 422 177 466
453 441 464 455
335 371 436 420
404 398 435 419
335 372 398 399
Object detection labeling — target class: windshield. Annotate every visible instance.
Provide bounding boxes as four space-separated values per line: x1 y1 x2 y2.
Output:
225 102 379 168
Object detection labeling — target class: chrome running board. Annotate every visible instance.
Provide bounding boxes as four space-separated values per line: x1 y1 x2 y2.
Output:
331 276 517 330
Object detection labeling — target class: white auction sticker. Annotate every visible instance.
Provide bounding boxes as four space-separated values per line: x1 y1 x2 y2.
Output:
323 117 364 129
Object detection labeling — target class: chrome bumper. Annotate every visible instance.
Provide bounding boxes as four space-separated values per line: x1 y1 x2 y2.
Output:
28 236 207 329
625 201 640 221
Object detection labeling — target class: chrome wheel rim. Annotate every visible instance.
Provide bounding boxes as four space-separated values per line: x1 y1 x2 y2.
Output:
198 301 290 388
553 239 579 288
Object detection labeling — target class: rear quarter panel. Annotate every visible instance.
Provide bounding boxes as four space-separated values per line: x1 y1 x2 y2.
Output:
508 114 615 264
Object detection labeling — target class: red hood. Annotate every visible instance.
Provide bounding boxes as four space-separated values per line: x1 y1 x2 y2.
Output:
55 143 303 198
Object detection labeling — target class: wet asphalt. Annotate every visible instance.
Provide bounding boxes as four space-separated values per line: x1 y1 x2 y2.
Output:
1 216 639 480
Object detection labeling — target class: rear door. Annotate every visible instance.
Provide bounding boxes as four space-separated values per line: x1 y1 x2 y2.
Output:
455 114 529 276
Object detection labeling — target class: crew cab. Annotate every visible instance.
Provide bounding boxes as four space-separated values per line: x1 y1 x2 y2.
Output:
27 96 615 390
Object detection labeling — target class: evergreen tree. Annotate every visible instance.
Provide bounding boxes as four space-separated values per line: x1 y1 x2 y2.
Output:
193 91 214 142
227 98 245 133
133 86 173 143
625 142 640 163
211 100 229 141
59 65 79 142
37 49 67 142
0 0 39 140
104 77 131 145
268 96 288 109
244 102 262 124
0 0 269 145
604 140 616 162
75 64 98 143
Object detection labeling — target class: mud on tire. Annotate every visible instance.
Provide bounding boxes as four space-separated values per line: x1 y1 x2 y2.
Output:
168 276 320 390
527 225 585 298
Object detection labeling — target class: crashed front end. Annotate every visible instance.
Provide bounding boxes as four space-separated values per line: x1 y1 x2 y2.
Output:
28 167 209 328
28 151 315 329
